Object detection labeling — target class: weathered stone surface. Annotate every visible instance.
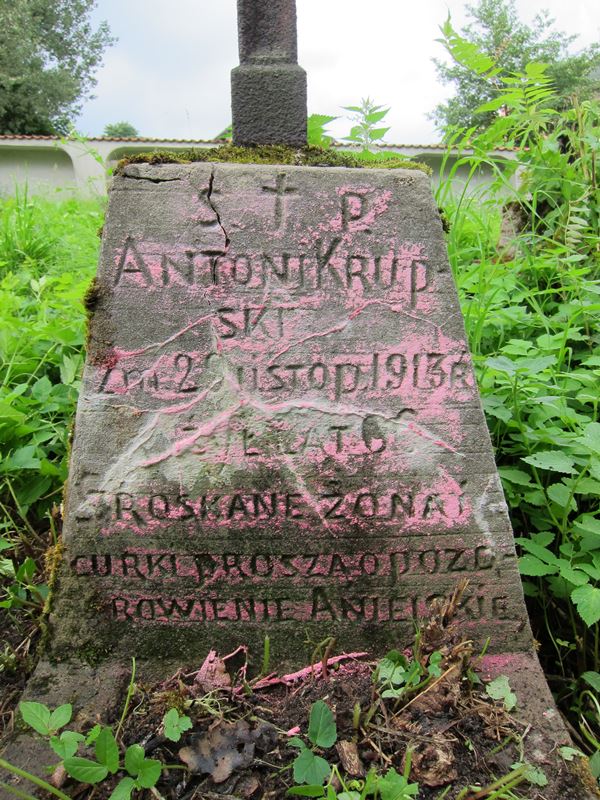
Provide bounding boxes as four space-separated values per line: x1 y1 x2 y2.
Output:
231 0 307 145
51 161 534 667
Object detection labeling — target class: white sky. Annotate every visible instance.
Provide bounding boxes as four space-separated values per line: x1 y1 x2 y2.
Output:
77 0 600 144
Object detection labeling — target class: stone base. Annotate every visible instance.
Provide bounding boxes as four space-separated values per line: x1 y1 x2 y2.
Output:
231 63 307 145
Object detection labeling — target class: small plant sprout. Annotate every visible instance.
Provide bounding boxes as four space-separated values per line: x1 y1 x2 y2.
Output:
288 700 337 786
162 707 193 743
485 675 517 712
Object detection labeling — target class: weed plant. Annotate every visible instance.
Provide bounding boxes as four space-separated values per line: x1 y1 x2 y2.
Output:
437 19 600 770
0 192 102 635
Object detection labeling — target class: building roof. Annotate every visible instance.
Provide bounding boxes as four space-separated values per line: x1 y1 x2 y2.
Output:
0 134 517 152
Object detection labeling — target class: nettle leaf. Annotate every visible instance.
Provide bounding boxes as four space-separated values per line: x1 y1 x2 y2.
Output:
498 467 532 486
519 555 557 577
546 483 576 510
293 748 331 786
63 756 109 784
558 562 588 587
95 726 120 774
19 701 52 735
571 584 600 626
579 422 600 454
522 451 576 474
307 701 337 749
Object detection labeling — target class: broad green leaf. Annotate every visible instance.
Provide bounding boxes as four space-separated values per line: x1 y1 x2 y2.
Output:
135 758 162 788
288 737 307 750
571 584 600 626
19 701 52 735
546 483 576 510
378 767 419 799
95 726 120 774
109 777 135 800
50 730 84 760
307 700 337 748
63 756 109 784
498 467 532 486
368 126 390 140
364 110 389 123
293 749 331 786
589 750 600 778
486 355 517 375
477 95 509 113
581 672 600 692
516 539 559 564
124 744 145 777
573 515 600 537
522 451 576 474
49 703 72 732
519 555 557 577
3 445 41 471
579 422 600 454
558 562 588 587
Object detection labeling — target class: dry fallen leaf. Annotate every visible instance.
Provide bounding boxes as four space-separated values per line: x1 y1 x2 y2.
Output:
179 719 277 783
409 740 457 788
336 740 364 777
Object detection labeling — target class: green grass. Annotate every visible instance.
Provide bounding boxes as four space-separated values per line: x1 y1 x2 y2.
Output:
0 191 102 627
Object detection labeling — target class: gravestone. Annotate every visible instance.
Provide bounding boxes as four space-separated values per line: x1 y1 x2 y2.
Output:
52 160 532 664
4 3 596 798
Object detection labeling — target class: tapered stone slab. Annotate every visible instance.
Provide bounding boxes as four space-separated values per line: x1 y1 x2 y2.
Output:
50 162 532 664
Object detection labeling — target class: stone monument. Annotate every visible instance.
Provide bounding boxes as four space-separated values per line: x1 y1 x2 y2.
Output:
3 3 595 797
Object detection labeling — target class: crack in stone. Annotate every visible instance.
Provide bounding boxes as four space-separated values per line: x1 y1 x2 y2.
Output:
207 169 230 251
126 174 182 184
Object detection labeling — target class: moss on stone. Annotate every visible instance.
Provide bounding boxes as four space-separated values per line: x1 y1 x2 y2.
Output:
116 144 432 175
83 276 101 314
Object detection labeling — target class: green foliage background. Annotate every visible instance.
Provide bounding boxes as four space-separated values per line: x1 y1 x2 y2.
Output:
0 0 114 134
432 0 600 133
